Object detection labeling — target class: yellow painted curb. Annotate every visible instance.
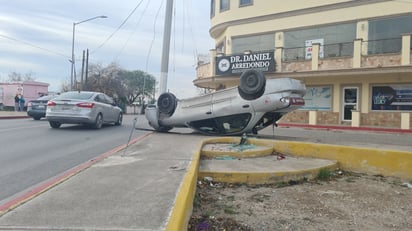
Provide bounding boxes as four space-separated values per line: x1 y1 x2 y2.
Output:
198 163 338 185
272 140 412 179
165 140 202 231
166 137 412 231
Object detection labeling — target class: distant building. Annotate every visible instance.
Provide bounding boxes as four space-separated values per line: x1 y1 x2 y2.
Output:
196 0 412 130
0 81 49 109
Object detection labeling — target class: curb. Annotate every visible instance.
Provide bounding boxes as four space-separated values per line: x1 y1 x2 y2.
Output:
169 137 412 230
278 123 412 134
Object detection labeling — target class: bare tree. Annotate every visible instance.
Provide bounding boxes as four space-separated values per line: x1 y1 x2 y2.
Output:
8 71 36 82
84 62 156 106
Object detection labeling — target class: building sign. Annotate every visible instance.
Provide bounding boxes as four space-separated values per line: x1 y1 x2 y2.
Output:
215 51 275 76
372 85 412 111
305 38 324 59
301 86 332 110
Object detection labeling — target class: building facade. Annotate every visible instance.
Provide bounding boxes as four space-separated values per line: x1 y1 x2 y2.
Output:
195 0 412 130
0 81 49 109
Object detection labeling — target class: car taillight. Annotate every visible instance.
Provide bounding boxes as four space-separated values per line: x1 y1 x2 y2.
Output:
76 102 94 108
47 101 56 106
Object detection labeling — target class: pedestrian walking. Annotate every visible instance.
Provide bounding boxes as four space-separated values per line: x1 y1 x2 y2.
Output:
14 94 20 111
19 95 25 111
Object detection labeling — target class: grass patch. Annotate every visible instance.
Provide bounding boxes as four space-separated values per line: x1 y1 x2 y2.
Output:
317 168 332 181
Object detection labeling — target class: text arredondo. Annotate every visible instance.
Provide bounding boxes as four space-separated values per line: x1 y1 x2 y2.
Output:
230 53 272 72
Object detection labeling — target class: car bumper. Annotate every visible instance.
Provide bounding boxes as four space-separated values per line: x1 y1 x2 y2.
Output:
46 116 95 124
27 110 46 118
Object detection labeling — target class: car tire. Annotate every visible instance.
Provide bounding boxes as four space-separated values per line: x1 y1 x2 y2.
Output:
157 92 177 116
93 113 103 129
49 121 61 128
33 116 41 120
238 70 266 100
115 113 123 126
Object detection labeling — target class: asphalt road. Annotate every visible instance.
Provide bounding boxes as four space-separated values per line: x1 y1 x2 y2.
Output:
0 114 148 203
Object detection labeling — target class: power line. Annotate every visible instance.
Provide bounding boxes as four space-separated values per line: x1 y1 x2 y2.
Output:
91 0 146 54
114 0 151 60
0 33 70 59
145 0 165 72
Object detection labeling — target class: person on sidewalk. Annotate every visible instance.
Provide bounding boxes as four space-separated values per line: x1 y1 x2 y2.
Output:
14 94 21 111
19 95 25 111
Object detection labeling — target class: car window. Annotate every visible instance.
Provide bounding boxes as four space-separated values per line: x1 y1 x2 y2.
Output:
94 94 106 103
37 95 55 100
104 94 114 105
189 113 251 134
55 92 94 100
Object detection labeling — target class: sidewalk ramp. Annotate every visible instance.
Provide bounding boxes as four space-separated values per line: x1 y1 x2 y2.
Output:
198 137 338 185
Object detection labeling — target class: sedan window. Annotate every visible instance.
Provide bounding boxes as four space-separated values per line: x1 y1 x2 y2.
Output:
189 113 251 135
55 92 94 100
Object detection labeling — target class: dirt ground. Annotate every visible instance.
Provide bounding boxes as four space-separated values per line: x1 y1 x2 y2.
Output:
188 170 412 231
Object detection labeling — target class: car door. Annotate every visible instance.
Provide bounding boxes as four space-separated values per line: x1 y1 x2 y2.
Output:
103 94 118 122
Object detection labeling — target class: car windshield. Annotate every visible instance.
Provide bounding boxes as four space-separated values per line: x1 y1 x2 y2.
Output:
189 113 251 135
55 92 94 100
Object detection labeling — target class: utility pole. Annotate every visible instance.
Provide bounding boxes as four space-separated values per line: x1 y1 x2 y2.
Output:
159 0 174 95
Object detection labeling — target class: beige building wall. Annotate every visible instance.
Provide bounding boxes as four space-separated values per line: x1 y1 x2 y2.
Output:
201 0 412 130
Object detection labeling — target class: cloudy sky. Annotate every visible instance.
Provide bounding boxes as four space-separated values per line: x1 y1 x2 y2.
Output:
0 0 213 98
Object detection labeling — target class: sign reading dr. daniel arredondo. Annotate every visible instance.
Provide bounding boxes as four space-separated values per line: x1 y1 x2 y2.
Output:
215 51 275 76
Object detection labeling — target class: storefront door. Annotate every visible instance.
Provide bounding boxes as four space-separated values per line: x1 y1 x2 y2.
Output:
342 87 359 121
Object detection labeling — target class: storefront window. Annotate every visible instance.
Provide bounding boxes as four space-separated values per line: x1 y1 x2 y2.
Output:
301 86 332 111
284 23 356 48
283 23 356 60
232 33 275 54
368 15 412 54
371 85 412 111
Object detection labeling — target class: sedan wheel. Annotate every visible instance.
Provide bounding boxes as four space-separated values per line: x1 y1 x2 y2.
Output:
49 121 61 128
93 113 103 129
115 113 123 126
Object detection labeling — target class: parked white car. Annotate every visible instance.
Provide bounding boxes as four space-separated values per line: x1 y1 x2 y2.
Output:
46 91 123 129
145 70 306 135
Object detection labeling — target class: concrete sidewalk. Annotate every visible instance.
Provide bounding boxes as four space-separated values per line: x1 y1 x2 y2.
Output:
0 132 205 231
0 111 29 119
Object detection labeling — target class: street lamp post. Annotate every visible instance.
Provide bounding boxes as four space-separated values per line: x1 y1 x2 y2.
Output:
70 15 107 91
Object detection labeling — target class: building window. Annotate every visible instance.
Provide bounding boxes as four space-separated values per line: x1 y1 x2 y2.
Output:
220 0 230 12
210 0 215 18
283 23 356 61
301 86 332 111
232 33 275 54
371 85 412 111
240 0 252 7
368 15 412 55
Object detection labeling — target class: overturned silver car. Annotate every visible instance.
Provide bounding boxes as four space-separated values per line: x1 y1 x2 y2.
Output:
145 70 306 135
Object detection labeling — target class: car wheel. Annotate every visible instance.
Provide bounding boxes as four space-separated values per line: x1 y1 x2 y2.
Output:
49 121 61 128
157 92 177 116
93 113 103 129
33 116 41 120
115 113 123 126
238 70 266 100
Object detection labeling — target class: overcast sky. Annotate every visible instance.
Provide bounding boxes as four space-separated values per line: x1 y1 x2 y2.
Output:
0 0 213 98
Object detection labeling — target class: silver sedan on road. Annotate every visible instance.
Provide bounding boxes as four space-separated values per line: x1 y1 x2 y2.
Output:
46 91 123 129
146 70 306 135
